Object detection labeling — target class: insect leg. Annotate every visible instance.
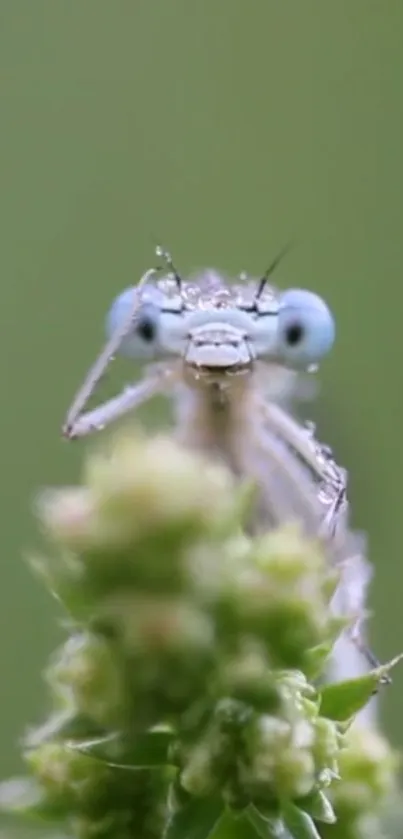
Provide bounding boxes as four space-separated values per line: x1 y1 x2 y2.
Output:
320 486 387 680
260 400 385 689
261 400 330 483
63 366 176 440
250 413 326 532
63 270 158 436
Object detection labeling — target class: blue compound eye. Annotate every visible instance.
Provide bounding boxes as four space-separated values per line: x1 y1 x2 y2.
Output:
106 287 162 359
276 289 335 368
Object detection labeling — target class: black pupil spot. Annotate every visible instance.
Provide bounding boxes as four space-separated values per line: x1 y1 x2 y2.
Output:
285 322 304 346
137 315 156 342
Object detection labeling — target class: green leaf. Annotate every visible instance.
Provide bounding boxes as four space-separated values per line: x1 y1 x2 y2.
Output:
282 802 321 839
164 796 223 839
247 804 286 838
319 654 403 721
296 791 336 824
25 711 106 748
69 727 175 767
303 642 333 679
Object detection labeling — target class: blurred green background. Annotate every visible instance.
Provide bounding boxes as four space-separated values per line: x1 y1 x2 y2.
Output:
0 0 402 776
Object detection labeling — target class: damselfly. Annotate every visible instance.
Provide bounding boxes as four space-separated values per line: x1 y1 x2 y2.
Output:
62 247 381 700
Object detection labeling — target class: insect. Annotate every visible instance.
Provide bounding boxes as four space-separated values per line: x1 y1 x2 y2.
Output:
63 246 383 703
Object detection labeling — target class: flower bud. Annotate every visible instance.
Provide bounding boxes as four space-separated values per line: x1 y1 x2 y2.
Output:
180 741 217 797
85 432 237 537
329 724 399 817
26 743 109 812
312 717 340 781
48 633 127 728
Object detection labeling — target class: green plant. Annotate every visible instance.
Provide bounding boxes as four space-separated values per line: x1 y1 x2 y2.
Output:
0 429 400 839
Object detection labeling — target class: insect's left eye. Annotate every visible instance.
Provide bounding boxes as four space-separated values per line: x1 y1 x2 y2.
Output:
106 288 162 358
276 289 335 368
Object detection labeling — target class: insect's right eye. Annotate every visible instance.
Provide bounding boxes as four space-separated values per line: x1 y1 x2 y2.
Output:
106 288 162 358
275 289 335 369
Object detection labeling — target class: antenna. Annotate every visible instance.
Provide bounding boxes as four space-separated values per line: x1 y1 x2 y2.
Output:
155 245 183 293
255 241 294 301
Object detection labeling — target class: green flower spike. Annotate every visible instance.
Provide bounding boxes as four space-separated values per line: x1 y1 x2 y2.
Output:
0 429 400 839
